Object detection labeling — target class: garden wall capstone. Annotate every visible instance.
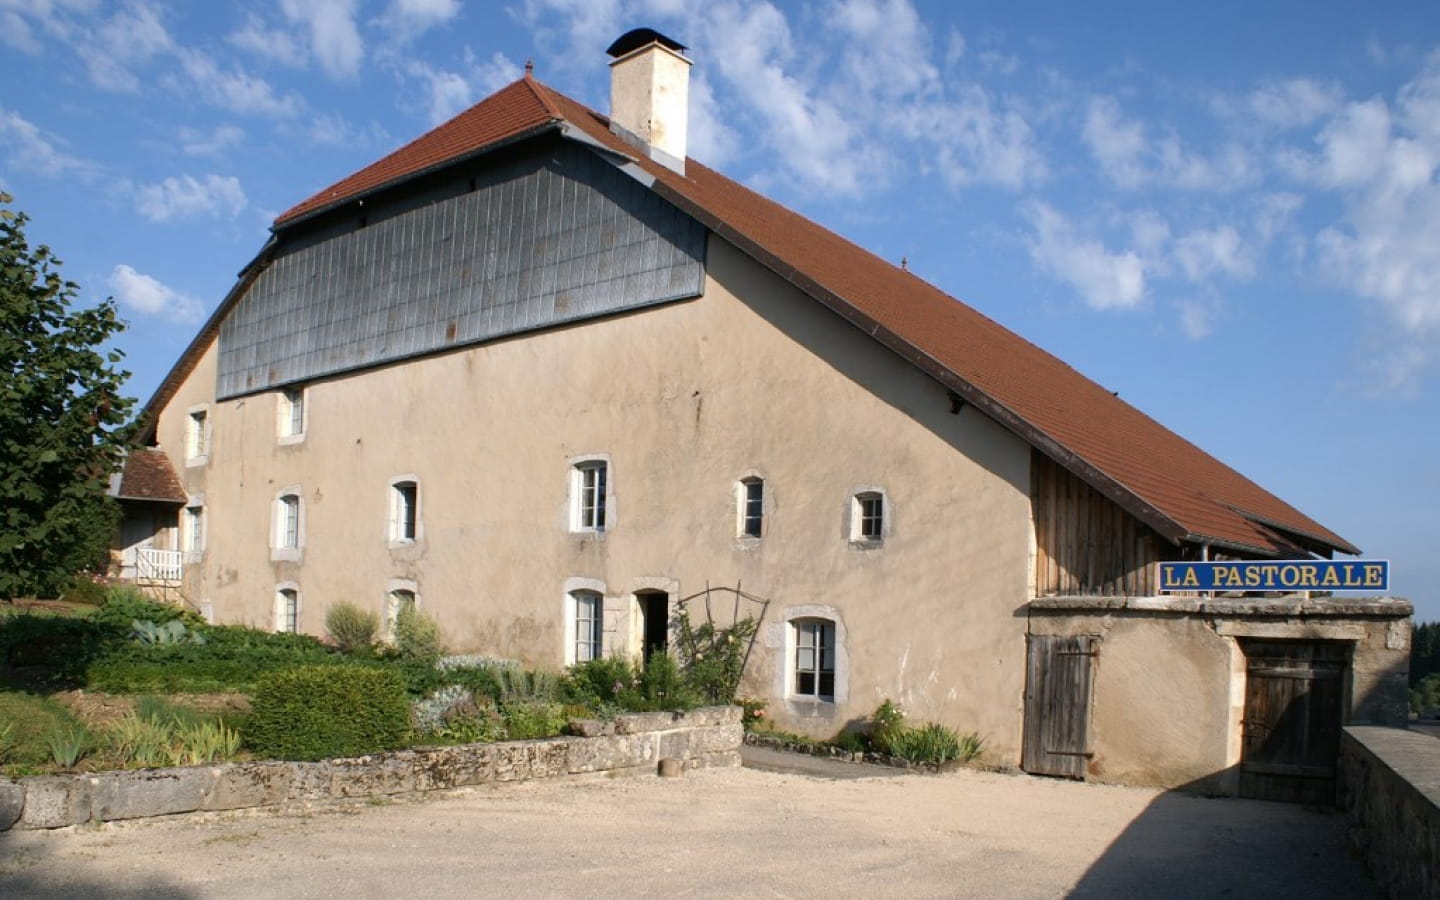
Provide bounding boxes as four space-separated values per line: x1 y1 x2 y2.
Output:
1 706 741 831
1339 725 1440 900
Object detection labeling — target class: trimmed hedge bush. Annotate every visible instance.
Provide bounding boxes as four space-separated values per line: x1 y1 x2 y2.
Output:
245 666 410 761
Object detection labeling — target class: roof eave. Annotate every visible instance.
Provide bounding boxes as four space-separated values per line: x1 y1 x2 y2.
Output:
273 121 564 232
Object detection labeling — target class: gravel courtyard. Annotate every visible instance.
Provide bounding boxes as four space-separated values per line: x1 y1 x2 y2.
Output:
0 762 1376 899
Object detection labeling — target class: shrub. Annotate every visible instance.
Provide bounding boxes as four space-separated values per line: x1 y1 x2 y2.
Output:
60 574 108 606
246 665 410 761
393 603 443 662
564 657 637 707
325 602 379 654
0 611 122 681
675 608 756 704
501 699 567 740
870 699 906 755
832 729 866 754
92 588 197 629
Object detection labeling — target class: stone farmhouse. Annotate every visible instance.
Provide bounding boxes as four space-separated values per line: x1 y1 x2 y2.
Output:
112 29 1410 800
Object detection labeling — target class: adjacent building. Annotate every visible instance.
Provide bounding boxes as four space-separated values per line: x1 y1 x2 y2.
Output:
120 29 1410 799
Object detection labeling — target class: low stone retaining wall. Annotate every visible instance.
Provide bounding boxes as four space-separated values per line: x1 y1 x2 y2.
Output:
0 706 741 831
1338 725 1440 899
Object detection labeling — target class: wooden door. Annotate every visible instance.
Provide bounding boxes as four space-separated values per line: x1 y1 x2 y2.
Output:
1239 640 1348 805
1022 635 1096 779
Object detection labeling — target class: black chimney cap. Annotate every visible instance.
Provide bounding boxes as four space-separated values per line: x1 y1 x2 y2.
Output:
606 28 686 58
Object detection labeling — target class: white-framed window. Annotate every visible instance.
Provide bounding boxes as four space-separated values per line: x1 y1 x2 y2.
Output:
389 478 419 543
737 476 764 539
272 489 303 560
385 586 417 641
570 590 603 663
850 489 887 544
792 618 836 700
182 502 205 554
274 586 300 633
185 406 209 464
570 458 609 533
278 387 306 440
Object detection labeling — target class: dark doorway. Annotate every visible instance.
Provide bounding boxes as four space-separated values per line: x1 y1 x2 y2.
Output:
636 591 670 663
1239 639 1349 805
1021 634 1096 779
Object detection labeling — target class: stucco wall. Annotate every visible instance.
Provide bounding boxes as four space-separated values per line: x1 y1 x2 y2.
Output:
152 233 1035 756
1339 725 1440 900
1028 597 1412 792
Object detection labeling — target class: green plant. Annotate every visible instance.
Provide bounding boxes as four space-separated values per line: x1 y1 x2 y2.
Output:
0 192 136 600
0 690 90 768
393 603 443 662
325 601 379 654
59 574 108 607
131 619 206 646
498 667 560 704
0 721 15 763
870 700 906 755
171 719 242 766
245 665 410 761
501 699 567 740
93 589 195 629
738 697 768 730
832 729 866 754
674 607 757 704
45 723 90 768
107 713 172 768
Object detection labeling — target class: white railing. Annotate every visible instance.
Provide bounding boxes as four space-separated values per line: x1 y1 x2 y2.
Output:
136 548 183 583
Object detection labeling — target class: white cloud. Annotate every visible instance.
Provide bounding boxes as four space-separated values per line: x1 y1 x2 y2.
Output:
281 0 363 81
1178 297 1218 340
84 1 173 92
0 108 93 177
178 124 245 156
376 0 461 42
404 51 522 126
686 75 742 168
176 50 305 118
1083 95 1253 191
1246 78 1342 129
228 14 308 68
0 9 42 54
1173 226 1253 282
134 174 247 222
108 264 205 322
1023 202 1146 310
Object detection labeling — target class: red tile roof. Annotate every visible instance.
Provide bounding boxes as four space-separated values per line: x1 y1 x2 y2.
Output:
109 448 187 504
271 75 1355 556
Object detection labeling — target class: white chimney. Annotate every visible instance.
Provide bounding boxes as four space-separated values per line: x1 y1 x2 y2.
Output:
606 28 691 175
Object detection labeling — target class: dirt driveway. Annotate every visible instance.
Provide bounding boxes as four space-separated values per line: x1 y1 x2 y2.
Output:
0 762 1375 899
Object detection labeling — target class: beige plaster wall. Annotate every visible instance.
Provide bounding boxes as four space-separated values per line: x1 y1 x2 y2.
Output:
153 235 1036 757
1029 605 1411 792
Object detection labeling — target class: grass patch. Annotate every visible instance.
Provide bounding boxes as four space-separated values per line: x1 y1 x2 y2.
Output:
0 690 92 772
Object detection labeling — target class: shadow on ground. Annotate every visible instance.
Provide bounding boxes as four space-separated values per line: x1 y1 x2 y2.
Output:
0 830 195 899
1066 774 1377 899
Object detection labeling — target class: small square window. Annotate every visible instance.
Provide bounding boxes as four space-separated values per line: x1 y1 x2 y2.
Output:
390 481 418 542
739 477 764 538
852 491 885 543
572 461 608 532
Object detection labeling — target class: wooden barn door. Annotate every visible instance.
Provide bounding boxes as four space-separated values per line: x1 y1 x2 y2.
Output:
1022 635 1096 779
1239 640 1348 805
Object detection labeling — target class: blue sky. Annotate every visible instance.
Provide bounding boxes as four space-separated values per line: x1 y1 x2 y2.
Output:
2 1 1437 618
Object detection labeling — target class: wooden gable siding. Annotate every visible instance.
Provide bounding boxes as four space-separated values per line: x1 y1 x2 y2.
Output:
1032 450 1175 596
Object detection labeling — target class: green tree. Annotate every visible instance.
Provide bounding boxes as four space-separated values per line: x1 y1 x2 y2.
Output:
0 193 134 598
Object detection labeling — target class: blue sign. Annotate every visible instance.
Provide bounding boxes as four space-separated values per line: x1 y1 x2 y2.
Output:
1158 560 1389 593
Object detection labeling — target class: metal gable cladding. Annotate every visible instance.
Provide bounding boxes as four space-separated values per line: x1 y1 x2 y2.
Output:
216 145 705 399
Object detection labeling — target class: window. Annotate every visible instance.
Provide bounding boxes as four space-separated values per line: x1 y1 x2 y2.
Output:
279 495 300 547
793 619 836 700
182 504 204 553
738 477 764 538
571 460 608 532
279 388 305 439
390 480 418 543
386 588 417 641
275 587 299 634
186 408 208 462
851 490 885 543
570 590 603 663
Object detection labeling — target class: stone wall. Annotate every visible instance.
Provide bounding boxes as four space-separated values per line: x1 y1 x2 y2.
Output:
0 706 741 832
1339 726 1440 900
